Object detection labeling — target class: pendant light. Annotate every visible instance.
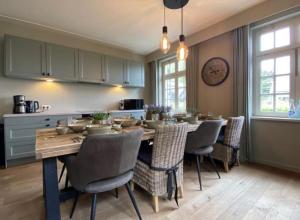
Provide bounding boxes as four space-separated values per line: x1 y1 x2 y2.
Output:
176 7 188 61
159 6 171 54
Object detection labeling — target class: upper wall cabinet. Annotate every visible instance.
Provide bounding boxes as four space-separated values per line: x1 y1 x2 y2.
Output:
78 50 102 83
5 35 46 79
124 60 144 87
46 44 78 81
103 56 124 85
4 35 145 87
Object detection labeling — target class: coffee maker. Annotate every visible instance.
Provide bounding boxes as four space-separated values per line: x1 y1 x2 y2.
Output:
13 95 26 114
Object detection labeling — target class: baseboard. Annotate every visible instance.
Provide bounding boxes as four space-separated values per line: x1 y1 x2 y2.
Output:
252 158 300 173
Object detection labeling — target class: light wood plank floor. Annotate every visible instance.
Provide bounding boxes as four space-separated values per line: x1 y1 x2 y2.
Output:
0 161 299 220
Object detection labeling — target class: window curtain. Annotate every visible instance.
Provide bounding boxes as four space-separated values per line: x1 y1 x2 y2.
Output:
233 25 252 161
186 44 199 113
148 61 158 105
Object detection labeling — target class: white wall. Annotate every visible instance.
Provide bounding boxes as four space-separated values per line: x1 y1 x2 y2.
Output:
0 17 145 122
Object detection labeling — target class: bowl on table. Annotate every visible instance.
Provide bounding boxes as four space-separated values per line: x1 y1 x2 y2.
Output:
68 124 87 133
207 115 223 120
56 126 69 135
144 120 163 129
173 113 187 122
182 116 198 124
120 119 138 128
86 125 112 135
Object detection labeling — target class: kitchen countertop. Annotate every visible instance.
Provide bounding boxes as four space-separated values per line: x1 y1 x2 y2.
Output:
3 109 145 118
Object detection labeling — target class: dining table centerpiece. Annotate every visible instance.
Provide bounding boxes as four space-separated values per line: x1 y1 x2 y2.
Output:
145 104 172 120
92 112 110 125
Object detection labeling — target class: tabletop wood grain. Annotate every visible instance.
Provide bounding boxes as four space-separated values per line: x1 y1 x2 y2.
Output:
35 120 227 159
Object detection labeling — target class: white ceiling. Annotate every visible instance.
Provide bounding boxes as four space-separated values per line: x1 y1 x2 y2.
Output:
0 0 265 55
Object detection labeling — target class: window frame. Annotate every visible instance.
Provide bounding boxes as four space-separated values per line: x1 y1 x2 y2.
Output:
160 57 186 113
253 50 296 117
252 16 300 117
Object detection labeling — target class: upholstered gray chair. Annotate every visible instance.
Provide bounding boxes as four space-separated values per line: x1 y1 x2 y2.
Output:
211 116 245 172
185 120 223 190
133 123 188 213
65 129 144 220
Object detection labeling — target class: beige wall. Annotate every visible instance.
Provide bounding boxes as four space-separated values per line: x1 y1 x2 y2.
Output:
251 119 300 173
0 17 145 122
197 32 234 117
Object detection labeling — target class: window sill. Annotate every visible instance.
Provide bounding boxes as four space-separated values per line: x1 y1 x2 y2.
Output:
251 116 300 123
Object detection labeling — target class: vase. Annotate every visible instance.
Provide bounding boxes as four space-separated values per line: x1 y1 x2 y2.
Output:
151 113 160 121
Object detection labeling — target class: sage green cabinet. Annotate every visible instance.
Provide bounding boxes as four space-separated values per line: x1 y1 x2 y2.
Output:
103 56 125 85
78 50 103 83
4 114 80 167
4 34 145 87
124 60 144 87
4 35 46 79
46 43 78 81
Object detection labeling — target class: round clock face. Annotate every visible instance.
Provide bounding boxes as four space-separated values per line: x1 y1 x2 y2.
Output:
201 57 229 86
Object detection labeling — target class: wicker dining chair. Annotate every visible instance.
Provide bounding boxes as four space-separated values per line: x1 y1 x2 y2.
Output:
211 116 245 172
133 123 188 213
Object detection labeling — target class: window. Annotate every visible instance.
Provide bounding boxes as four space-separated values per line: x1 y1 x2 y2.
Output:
253 16 300 117
161 58 186 113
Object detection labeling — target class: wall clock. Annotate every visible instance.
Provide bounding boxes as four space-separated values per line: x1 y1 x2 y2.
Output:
201 57 229 86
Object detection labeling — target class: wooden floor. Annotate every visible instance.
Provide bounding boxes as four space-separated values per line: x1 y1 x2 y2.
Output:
0 161 300 220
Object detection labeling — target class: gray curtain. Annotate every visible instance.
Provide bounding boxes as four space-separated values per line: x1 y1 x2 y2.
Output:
149 61 157 105
233 25 252 161
186 44 199 113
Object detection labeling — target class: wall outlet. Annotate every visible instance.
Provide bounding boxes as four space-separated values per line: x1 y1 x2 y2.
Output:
42 105 51 111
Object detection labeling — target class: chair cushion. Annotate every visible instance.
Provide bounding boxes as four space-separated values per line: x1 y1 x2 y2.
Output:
137 141 153 166
85 171 133 194
193 146 213 155
217 126 225 144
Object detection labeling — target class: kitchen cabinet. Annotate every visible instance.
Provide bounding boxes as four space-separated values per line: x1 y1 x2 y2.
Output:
46 43 78 81
79 50 103 83
4 34 145 87
124 60 144 87
4 35 46 79
3 114 80 167
103 55 124 85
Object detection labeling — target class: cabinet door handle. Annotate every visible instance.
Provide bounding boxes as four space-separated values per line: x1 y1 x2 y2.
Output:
45 124 50 127
46 73 50 76
42 72 46 76
45 118 50 121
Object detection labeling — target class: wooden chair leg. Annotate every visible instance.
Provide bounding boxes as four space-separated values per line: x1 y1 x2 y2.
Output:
179 185 184 198
152 195 159 213
224 162 229 172
130 181 135 191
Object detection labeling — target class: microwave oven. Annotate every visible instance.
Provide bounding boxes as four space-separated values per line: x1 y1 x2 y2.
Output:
120 99 144 110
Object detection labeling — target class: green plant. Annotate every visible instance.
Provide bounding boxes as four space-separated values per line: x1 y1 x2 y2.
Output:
93 112 109 121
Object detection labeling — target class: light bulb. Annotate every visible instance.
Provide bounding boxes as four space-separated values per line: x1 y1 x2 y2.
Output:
160 26 171 54
176 35 188 61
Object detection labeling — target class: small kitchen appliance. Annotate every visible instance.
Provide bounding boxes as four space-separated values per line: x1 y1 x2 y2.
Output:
13 95 26 114
119 99 144 110
25 100 39 113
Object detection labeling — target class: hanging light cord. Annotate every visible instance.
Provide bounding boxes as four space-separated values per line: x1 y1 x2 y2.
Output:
164 6 166 26
181 7 183 35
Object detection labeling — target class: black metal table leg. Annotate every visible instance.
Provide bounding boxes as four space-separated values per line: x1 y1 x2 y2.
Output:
43 157 61 220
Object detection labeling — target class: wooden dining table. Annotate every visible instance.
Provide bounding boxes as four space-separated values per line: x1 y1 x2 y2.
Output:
36 120 227 220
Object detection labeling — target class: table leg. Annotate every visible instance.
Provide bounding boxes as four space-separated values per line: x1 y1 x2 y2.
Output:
43 157 61 220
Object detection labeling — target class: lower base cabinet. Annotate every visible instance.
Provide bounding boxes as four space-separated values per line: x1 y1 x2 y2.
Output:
4 114 80 167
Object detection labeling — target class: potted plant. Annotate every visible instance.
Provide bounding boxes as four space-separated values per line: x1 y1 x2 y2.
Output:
144 105 172 121
92 112 110 125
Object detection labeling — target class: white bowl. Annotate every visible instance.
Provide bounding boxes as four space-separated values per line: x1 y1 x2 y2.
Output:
86 125 112 135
